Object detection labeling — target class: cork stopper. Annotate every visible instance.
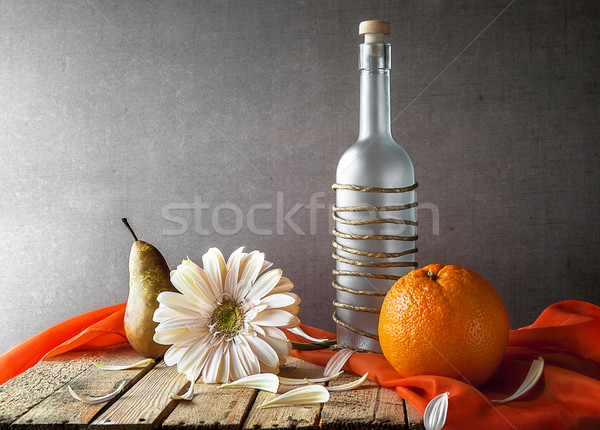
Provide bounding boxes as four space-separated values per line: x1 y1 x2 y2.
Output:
359 20 390 43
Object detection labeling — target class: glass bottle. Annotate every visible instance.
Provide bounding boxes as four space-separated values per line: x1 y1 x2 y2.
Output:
334 20 417 353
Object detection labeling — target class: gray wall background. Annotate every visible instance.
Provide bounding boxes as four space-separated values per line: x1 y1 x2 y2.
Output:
1 0 598 355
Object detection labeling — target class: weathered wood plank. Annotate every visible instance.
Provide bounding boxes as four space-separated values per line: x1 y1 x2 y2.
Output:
0 345 129 430
161 381 257 429
319 371 380 429
11 344 153 430
242 356 325 430
1 347 424 429
373 386 408 428
89 361 188 429
404 401 425 429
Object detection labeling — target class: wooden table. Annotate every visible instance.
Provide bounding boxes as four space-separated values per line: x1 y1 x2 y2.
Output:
0 344 424 429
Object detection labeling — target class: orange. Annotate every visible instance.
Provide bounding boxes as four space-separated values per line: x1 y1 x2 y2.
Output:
378 264 509 387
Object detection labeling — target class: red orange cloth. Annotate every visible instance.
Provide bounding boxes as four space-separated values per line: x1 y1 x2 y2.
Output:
289 300 600 430
0 303 127 385
1 300 599 429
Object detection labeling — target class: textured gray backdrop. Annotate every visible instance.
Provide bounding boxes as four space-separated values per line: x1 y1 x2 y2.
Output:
1 0 598 355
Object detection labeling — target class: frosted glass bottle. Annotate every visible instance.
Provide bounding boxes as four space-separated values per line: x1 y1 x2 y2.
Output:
334 21 417 353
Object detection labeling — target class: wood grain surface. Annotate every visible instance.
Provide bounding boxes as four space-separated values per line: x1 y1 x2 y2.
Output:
0 345 139 430
11 344 152 430
90 361 188 429
243 357 329 430
0 346 423 429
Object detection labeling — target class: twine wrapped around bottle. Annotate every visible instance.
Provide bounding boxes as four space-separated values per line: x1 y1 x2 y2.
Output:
332 182 418 349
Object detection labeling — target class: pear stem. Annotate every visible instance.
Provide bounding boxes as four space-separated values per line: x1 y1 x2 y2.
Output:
122 218 139 241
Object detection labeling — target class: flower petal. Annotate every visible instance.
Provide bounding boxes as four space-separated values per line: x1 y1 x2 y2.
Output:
92 358 154 371
164 345 187 366
153 305 196 323
260 259 274 275
236 335 261 376
217 342 231 383
324 348 356 377
492 357 545 405
180 260 217 304
172 264 214 306
268 277 294 295
237 250 251 272
170 379 196 401
156 292 204 316
424 392 449 430
287 326 330 343
202 342 226 384
327 373 369 392
279 372 342 385
251 310 299 328
245 269 282 302
220 373 279 393
258 385 329 408
250 323 266 337
236 251 265 299
243 305 261 323
177 337 214 380
259 332 291 357
229 341 250 381
278 304 300 316
244 334 279 368
260 292 300 309
153 327 194 345
154 316 208 333
224 247 244 297
68 380 126 405
226 246 245 269
202 248 227 298
262 326 288 341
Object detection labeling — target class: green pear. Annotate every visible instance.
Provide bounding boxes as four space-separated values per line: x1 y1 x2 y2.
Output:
122 218 178 358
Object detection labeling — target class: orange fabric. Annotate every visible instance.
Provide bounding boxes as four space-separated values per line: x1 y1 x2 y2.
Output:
0 303 127 385
288 300 600 430
0 300 599 429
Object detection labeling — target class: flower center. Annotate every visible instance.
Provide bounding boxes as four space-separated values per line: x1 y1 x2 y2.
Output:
210 301 243 336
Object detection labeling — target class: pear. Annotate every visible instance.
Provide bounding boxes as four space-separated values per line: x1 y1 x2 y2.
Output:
122 218 178 358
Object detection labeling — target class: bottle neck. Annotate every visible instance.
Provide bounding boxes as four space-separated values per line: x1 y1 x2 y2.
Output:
358 43 392 140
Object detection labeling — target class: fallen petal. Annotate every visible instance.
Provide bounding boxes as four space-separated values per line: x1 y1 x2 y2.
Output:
327 373 369 392
219 373 279 393
170 379 195 400
492 356 545 405
258 385 329 408
68 380 127 405
424 392 449 430
323 348 355 377
278 372 342 385
288 326 330 342
92 358 155 371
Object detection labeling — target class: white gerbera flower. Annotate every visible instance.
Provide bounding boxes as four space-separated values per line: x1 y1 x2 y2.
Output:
153 247 301 384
